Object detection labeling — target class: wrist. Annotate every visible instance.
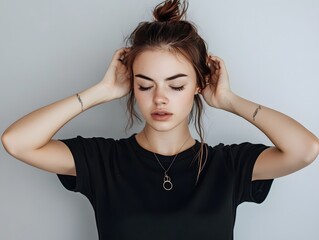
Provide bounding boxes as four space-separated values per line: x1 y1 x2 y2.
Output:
217 91 238 113
78 84 112 111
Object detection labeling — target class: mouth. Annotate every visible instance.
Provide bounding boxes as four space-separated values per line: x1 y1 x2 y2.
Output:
151 110 173 121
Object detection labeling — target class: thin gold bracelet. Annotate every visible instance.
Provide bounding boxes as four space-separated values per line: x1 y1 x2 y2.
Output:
76 93 84 112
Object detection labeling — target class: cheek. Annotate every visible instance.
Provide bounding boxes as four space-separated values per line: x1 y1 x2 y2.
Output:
178 93 193 102
184 95 195 110
181 86 197 101
133 84 141 100
172 90 196 112
134 88 148 111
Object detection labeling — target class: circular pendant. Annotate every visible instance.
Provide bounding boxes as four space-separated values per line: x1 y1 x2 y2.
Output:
163 174 173 191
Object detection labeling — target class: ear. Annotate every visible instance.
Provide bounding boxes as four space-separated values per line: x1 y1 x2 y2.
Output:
195 87 201 95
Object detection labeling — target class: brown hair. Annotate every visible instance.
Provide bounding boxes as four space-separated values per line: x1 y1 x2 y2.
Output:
123 0 216 181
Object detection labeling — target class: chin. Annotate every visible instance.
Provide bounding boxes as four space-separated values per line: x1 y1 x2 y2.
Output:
147 123 174 132
146 118 189 133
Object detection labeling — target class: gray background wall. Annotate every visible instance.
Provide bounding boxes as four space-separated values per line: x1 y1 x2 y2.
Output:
1 0 318 239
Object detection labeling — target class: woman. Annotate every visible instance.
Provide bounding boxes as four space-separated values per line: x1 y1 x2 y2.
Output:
2 0 318 239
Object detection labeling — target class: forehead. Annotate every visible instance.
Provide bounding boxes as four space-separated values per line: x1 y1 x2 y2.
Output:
132 49 195 77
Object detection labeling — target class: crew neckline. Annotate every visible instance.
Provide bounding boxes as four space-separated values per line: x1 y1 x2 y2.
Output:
129 134 201 163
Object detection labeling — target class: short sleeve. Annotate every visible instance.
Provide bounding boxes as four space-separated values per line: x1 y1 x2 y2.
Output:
227 142 274 205
57 136 114 202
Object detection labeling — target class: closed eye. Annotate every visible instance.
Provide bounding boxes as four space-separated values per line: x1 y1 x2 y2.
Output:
138 85 152 91
138 85 185 91
171 86 185 91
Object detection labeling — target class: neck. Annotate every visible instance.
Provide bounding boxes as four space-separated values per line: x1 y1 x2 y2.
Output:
136 124 195 156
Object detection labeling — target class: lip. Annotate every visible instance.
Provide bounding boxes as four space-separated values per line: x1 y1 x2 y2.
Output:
151 110 173 121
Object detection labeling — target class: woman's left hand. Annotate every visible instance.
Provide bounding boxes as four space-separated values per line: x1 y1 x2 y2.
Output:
200 55 233 110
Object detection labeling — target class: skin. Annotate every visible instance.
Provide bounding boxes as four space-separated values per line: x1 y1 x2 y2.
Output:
133 50 199 155
1 48 319 181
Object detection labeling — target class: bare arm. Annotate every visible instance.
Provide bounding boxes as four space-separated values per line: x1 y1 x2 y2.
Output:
1 48 130 176
202 56 319 180
225 94 319 180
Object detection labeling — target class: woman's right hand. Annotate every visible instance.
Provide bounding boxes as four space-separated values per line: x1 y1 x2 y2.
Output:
1 48 132 176
99 48 131 101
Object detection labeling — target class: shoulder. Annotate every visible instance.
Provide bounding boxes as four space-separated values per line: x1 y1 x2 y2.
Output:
206 142 268 155
60 135 135 154
205 142 269 168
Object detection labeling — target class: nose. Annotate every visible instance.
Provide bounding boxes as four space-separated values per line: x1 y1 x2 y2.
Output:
153 87 168 106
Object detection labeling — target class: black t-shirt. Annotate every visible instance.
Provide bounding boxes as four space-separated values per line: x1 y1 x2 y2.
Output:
57 134 273 240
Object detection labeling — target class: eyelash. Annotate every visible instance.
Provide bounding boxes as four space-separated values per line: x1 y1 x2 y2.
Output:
171 86 185 91
138 86 152 91
138 86 185 91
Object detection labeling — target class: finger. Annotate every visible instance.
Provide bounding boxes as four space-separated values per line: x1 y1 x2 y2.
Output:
206 58 219 84
208 58 220 70
206 55 220 71
112 48 130 63
209 55 227 72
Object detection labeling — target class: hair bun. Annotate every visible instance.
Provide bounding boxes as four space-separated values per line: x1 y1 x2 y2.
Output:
153 0 188 22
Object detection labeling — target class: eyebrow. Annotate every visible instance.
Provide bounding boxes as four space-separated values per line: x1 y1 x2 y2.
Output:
134 73 188 81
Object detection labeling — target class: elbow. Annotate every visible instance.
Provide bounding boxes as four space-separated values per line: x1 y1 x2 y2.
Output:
302 138 319 165
1 130 21 157
2 130 13 154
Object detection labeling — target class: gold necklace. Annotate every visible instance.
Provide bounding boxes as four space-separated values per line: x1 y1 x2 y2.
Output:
143 131 191 191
